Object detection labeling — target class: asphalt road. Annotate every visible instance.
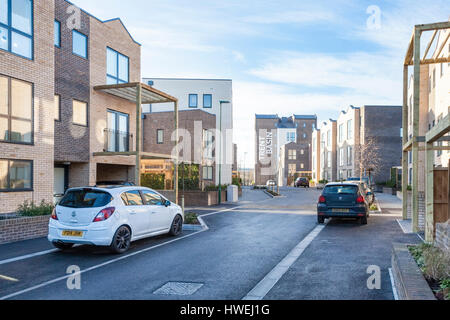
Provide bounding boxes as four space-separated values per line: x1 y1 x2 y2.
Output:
0 187 420 300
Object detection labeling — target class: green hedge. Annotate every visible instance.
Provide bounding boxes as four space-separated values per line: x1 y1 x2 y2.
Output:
141 173 166 190
17 200 54 217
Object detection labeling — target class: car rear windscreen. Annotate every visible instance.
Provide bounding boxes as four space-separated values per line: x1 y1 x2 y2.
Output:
59 190 113 208
323 185 358 195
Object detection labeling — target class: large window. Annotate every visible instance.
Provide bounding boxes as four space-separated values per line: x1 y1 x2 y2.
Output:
189 94 198 108
107 110 129 152
72 100 87 126
339 124 344 142
0 159 32 191
288 149 296 160
203 94 212 108
286 132 296 143
347 119 353 139
72 30 87 59
54 20 60 47
203 166 213 180
0 0 33 59
0 76 33 144
106 47 129 84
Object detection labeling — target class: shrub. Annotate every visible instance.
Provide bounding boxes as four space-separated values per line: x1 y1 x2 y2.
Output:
318 180 328 184
422 246 450 280
17 200 54 217
205 184 229 192
184 212 200 225
141 173 165 190
179 177 200 191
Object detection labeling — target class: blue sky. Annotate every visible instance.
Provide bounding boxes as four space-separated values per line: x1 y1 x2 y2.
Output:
72 0 449 168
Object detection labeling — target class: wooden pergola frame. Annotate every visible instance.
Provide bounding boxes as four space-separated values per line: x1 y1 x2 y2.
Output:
402 21 450 241
93 82 180 204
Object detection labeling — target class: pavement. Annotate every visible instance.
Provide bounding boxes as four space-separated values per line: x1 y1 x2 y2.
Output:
0 187 422 300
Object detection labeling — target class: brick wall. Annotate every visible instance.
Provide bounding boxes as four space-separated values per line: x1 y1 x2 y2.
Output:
0 0 55 214
435 220 449 253
0 215 50 244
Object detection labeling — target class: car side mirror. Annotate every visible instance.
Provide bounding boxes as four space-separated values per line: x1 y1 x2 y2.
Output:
164 200 171 207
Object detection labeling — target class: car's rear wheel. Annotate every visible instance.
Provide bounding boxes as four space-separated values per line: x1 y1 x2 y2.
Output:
318 216 325 224
53 242 74 250
110 226 131 254
360 216 368 225
169 215 183 236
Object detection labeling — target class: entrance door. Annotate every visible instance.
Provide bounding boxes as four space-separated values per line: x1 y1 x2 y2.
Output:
54 167 67 204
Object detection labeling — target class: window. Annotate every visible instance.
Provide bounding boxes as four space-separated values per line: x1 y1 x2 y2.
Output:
339 124 344 142
107 110 129 152
106 47 129 84
189 94 198 108
286 132 296 143
0 76 33 144
303 133 307 139
327 131 331 146
300 163 304 169
303 123 306 128
0 159 32 191
203 94 212 108
347 119 353 139
142 190 164 206
54 20 60 47
203 166 213 180
72 30 87 58
433 69 436 88
59 189 112 208
301 149 304 155
73 100 87 126
54 95 60 121
203 129 213 159
327 152 331 168
347 146 353 165
121 191 144 206
288 164 296 175
288 149 296 160
157 129 164 144
339 148 344 166
0 0 33 59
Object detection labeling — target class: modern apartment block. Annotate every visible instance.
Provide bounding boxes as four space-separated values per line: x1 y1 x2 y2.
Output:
142 78 234 185
141 109 217 188
318 119 337 182
336 106 361 180
311 129 321 182
255 114 317 186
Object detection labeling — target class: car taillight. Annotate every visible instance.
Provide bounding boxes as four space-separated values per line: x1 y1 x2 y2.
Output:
51 208 58 220
93 207 115 222
357 196 365 204
319 196 326 203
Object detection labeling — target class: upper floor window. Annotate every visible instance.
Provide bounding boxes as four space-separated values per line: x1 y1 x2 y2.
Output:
0 0 33 59
54 20 61 47
286 132 296 143
203 129 213 159
72 30 87 59
72 100 87 126
203 94 212 108
107 47 129 84
189 94 198 108
157 129 164 144
0 76 33 144
107 110 129 152
347 119 353 139
288 149 296 160
339 124 344 142
54 95 60 121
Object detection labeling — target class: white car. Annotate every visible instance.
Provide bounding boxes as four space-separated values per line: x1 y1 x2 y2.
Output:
48 186 184 254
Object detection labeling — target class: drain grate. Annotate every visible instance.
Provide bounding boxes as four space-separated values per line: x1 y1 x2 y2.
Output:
153 282 204 296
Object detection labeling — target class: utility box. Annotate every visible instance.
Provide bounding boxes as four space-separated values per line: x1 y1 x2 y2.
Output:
227 185 239 203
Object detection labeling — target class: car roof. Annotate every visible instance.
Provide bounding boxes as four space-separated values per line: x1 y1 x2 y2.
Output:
325 182 359 187
66 186 156 196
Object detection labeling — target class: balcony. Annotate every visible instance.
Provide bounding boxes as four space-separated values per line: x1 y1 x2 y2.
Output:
104 129 133 153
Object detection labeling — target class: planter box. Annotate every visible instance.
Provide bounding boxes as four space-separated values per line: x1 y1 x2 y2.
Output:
391 243 436 300
159 190 228 207
0 215 50 245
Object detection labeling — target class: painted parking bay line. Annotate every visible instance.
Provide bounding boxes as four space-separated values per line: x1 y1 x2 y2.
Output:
243 223 327 300
0 275 19 282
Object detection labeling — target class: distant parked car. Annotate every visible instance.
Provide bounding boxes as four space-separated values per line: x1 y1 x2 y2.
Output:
295 177 310 188
266 180 277 187
317 182 370 225
345 180 375 205
48 186 184 254
347 177 372 187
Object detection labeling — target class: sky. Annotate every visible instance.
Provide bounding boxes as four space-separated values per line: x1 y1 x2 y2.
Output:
72 0 449 169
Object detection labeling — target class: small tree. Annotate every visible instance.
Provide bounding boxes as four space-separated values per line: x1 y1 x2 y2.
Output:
355 136 382 183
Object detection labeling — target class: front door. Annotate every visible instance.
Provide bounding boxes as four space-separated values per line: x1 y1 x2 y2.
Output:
54 166 67 204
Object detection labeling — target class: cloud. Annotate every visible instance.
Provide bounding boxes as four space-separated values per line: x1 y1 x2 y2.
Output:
242 9 336 25
232 50 246 63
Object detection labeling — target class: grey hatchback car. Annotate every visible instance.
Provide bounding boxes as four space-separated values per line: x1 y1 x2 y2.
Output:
317 182 370 225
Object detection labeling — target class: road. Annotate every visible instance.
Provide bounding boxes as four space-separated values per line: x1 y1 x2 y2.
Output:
0 187 420 300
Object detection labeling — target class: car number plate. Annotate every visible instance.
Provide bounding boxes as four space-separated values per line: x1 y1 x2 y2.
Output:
333 209 350 213
62 230 83 237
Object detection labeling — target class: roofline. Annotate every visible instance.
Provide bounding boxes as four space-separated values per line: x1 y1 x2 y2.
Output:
144 109 216 117
143 77 233 82
363 105 402 108
64 0 141 46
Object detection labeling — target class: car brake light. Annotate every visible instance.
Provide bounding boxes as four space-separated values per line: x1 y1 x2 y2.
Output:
357 196 365 204
51 208 58 220
319 196 326 203
93 207 115 222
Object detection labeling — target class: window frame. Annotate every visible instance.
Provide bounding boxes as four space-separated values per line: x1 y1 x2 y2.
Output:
72 29 88 59
189 94 198 108
203 166 213 180
107 109 129 152
0 158 33 192
54 20 61 48
72 99 88 127
0 0 34 60
0 74 34 145
121 190 145 206
157 129 164 145
54 94 61 121
203 94 212 108
106 47 129 84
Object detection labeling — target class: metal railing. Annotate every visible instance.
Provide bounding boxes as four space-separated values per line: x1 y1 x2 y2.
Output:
104 129 133 153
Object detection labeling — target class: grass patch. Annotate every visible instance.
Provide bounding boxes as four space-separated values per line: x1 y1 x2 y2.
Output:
17 200 54 217
266 189 280 197
184 212 200 225
409 243 450 300
370 204 379 211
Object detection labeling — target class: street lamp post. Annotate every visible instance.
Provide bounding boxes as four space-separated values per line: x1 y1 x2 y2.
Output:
218 100 230 204
243 152 248 186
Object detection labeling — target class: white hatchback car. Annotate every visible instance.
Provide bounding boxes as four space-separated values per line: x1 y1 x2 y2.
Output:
48 186 184 254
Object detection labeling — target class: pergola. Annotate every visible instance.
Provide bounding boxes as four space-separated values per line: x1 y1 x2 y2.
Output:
402 21 450 241
93 82 180 203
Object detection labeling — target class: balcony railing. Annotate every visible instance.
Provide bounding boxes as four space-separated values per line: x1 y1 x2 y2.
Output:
104 129 133 153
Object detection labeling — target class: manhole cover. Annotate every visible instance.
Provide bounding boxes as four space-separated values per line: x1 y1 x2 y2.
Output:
153 282 204 296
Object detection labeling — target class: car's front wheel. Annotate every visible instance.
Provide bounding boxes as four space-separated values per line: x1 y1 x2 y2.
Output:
53 242 74 250
169 215 183 236
110 226 131 254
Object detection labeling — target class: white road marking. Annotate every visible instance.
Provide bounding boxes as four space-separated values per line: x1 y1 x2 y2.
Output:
0 206 237 300
388 268 399 300
0 275 19 282
0 249 59 266
243 222 327 300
